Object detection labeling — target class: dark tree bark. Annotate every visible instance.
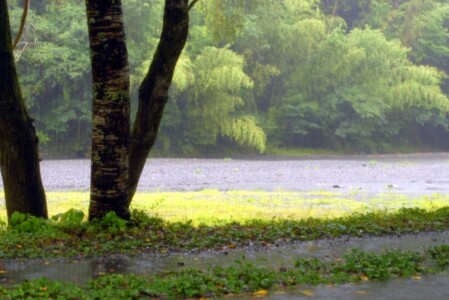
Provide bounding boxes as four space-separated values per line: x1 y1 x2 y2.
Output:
85 0 131 220
128 0 190 201
0 0 48 220
84 0 193 218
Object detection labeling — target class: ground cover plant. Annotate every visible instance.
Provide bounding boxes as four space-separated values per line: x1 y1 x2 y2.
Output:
1 202 449 259
1 246 449 299
2 191 449 298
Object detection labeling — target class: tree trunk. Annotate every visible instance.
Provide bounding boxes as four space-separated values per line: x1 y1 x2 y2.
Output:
0 0 48 220
128 0 190 202
85 0 131 220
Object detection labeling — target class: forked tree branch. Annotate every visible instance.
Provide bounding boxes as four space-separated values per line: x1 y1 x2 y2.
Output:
188 0 199 11
13 0 29 49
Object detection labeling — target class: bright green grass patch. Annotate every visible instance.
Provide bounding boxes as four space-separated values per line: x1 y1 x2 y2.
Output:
2 190 449 225
265 146 338 156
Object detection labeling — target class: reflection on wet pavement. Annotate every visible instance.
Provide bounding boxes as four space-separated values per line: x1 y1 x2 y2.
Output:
2 231 449 299
237 274 449 300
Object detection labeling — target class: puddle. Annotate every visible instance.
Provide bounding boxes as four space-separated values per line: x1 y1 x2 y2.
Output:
2 231 449 296
237 273 449 299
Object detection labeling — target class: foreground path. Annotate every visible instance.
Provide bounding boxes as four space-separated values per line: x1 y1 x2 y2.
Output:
2 152 449 195
2 231 449 299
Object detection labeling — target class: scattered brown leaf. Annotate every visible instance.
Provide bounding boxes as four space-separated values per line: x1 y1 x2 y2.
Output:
253 289 269 297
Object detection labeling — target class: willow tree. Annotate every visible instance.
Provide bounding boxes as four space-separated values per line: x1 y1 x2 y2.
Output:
169 47 266 152
0 0 47 219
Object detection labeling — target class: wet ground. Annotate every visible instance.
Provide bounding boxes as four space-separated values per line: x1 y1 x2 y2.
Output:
2 153 449 298
1 231 449 299
3 152 449 196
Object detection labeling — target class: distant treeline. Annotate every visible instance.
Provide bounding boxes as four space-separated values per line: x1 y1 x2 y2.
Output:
8 0 449 157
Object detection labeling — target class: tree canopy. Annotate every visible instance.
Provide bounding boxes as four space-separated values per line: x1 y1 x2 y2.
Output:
6 0 449 155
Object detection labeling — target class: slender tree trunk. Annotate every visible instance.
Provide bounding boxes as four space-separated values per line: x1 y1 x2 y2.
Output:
0 0 47 220
85 0 131 220
128 0 190 202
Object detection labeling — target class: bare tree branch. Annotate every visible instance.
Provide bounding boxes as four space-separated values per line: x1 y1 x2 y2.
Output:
13 0 29 49
188 0 199 11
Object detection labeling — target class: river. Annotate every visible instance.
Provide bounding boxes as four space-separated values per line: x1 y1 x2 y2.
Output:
2 152 449 195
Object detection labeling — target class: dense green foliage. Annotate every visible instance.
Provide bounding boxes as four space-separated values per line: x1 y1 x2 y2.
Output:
7 0 449 156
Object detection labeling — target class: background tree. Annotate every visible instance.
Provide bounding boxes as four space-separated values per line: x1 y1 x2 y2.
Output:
12 0 91 157
0 0 47 219
5 0 449 157
3 0 449 221
157 46 266 154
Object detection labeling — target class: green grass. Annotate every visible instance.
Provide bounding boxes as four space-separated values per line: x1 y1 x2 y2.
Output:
2 190 449 260
2 206 449 259
3 190 449 225
265 146 338 156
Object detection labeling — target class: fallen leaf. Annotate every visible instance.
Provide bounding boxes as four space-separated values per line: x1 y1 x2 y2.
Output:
228 243 237 249
253 289 268 297
274 291 286 295
302 290 314 296
412 275 421 280
355 290 369 295
307 245 317 252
